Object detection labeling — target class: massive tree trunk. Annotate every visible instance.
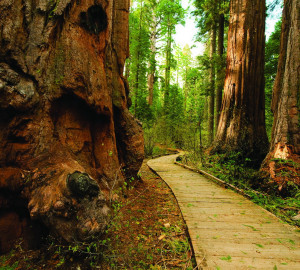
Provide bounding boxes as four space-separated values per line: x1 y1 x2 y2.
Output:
208 26 217 144
270 0 300 156
212 0 268 159
215 13 225 135
262 0 299 188
0 0 144 253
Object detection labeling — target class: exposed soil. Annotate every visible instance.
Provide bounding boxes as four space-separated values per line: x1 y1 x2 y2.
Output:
0 160 195 269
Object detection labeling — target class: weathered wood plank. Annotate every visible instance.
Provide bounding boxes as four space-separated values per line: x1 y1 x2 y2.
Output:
147 154 300 269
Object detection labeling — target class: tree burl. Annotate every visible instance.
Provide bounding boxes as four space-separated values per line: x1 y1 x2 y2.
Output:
0 0 144 253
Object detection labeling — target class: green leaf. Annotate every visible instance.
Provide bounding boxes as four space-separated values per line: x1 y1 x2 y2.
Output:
220 255 231 261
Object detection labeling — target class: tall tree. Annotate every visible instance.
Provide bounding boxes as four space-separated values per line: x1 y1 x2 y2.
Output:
193 0 229 143
176 45 193 112
157 0 185 110
147 13 157 106
265 0 300 160
164 17 172 107
147 0 160 106
208 26 216 143
264 19 282 136
128 0 151 120
212 0 269 160
134 0 144 115
215 1 226 135
194 0 217 143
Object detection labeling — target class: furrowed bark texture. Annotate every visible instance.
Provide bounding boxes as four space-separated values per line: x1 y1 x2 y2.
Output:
269 0 300 158
0 0 144 253
212 0 268 158
260 0 300 190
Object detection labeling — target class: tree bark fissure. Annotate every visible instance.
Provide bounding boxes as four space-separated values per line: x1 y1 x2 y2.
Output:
212 0 268 159
0 0 144 253
265 0 300 161
260 0 299 192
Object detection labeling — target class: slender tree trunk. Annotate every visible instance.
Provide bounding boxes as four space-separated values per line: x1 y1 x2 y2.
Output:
212 0 268 160
164 20 172 109
184 66 188 112
265 0 300 160
208 26 216 144
215 13 225 135
203 96 208 125
134 0 143 115
147 14 157 106
134 59 140 115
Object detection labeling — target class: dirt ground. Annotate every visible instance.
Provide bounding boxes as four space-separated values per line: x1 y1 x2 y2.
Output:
0 160 195 269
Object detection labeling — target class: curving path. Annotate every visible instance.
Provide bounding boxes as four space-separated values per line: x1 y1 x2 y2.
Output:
147 154 300 270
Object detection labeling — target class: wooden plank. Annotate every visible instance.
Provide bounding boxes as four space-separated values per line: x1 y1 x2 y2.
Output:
147 154 300 269
195 255 300 270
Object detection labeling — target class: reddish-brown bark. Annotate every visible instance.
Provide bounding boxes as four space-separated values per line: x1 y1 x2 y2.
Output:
261 0 299 189
0 0 144 253
269 0 300 156
212 0 268 159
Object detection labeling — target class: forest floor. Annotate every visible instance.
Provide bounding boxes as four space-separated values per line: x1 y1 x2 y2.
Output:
0 158 196 270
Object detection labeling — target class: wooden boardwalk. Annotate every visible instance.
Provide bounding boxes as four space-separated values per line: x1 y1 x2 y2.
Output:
147 154 300 270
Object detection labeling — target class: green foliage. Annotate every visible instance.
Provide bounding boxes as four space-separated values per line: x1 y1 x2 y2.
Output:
144 127 171 157
265 19 282 138
128 0 187 127
129 0 284 176
128 2 151 121
156 0 185 37
193 0 229 41
129 0 223 148
0 254 19 270
0 262 19 270
144 127 156 157
220 255 232 261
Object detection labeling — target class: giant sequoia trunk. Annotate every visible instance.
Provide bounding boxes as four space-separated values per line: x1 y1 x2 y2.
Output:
0 0 144 253
269 0 300 156
212 0 268 160
262 0 299 188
